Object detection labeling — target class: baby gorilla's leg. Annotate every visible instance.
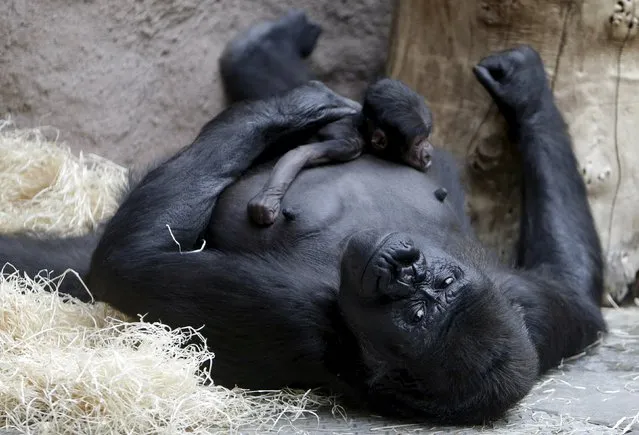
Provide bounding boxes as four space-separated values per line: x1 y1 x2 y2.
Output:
248 117 363 226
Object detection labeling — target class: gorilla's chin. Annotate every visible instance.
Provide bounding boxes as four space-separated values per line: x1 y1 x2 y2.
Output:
367 284 538 424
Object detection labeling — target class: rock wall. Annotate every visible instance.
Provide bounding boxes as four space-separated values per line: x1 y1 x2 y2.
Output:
0 0 393 167
388 0 639 303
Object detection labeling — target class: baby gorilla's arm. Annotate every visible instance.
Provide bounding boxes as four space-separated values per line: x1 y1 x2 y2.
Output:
248 116 363 226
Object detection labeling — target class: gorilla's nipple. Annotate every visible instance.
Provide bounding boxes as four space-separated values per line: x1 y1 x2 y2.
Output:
282 207 297 221
434 187 448 202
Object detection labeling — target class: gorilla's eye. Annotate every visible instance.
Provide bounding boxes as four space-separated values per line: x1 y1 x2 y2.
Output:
442 276 455 287
412 304 425 323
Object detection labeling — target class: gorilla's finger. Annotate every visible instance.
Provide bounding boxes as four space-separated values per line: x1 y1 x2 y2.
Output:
476 54 513 82
472 65 502 98
319 106 360 122
306 81 362 111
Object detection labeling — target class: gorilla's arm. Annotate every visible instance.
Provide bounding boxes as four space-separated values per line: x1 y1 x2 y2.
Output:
474 46 606 371
87 82 358 325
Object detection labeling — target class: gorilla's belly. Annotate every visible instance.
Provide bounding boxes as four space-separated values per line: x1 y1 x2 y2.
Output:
208 156 463 264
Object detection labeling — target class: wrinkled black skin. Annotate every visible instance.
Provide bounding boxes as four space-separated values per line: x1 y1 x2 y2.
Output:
0 11 606 425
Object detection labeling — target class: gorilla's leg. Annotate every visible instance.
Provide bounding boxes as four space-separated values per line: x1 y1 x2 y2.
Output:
473 46 606 370
220 10 365 226
0 232 101 301
247 116 364 226
219 10 322 103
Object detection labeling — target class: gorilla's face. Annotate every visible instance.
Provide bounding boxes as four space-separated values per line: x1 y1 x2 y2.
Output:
338 231 539 423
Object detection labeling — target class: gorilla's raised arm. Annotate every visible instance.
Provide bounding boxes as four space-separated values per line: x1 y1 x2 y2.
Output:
474 46 606 370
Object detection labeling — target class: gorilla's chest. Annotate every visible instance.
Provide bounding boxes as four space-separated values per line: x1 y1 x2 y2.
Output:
208 156 461 266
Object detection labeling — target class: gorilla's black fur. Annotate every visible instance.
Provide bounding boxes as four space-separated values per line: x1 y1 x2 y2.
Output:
0 10 605 425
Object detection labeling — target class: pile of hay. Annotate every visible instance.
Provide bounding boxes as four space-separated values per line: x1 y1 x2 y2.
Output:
0 120 334 434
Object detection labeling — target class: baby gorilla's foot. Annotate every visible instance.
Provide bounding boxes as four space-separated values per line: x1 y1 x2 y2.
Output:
362 78 434 172
248 191 282 226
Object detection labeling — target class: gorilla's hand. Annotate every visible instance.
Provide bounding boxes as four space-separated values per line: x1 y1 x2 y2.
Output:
276 81 361 135
473 45 551 125
362 78 433 172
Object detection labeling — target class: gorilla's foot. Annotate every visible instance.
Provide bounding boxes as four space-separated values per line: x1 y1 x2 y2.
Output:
219 10 323 102
222 10 322 66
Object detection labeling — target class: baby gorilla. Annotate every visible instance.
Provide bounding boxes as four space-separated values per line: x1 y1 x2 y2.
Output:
247 79 435 226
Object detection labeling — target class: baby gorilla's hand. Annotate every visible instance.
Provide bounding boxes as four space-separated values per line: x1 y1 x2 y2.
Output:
361 78 434 172
248 189 282 226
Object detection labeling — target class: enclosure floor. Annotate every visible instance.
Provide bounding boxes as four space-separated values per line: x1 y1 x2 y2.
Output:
0 308 635 434
243 307 639 434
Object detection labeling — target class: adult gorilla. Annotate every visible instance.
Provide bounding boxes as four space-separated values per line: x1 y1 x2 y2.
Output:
1 11 606 424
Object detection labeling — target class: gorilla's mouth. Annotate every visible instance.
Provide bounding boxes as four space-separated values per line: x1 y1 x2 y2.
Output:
359 232 404 288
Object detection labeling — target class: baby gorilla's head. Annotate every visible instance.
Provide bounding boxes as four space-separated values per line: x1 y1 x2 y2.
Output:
361 78 434 172
337 230 538 424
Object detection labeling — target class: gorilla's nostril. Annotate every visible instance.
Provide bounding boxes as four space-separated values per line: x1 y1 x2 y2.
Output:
421 150 432 166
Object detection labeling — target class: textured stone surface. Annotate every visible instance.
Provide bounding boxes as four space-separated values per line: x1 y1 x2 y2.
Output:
0 0 393 168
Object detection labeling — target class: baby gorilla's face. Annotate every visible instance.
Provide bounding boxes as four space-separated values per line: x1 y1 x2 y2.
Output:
338 230 539 423
361 78 435 172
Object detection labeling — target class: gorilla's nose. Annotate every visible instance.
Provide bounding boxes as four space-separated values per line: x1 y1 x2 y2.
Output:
420 148 432 170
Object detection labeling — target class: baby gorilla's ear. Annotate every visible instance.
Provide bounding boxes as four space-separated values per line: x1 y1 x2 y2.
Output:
366 115 388 151
371 129 387 150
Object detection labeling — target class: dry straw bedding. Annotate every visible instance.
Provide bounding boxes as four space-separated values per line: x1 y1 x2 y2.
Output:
0 119 335 434
0 119 636 434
